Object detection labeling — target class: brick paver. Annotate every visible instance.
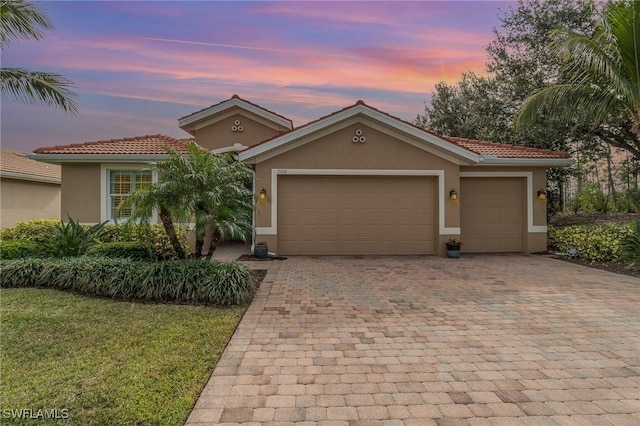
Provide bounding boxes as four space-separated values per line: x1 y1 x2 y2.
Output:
186 254 640 425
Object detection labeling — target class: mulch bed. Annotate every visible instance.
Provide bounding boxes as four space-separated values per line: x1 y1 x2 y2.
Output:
237 254 287 261
545 254 640 279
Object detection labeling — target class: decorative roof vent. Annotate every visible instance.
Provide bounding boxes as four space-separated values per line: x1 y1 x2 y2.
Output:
352 128 365 143
231 119 244 132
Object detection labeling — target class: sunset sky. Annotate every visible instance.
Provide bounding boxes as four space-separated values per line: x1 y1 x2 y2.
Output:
1 1 511 153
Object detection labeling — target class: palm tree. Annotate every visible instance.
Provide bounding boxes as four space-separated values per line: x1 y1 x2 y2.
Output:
0 0 77 112
514 1 640 157
129 142 254 259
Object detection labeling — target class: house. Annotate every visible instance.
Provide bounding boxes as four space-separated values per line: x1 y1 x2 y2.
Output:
0 148 61 229
31 95 572 256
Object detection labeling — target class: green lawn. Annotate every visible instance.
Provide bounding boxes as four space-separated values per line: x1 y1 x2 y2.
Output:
0 288 245 425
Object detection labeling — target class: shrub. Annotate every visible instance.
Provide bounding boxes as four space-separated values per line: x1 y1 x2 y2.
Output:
101 224 190 260
548 223 633 261
0 258 256 305
619 219 640 266
1 221 189 260
0 241 42 260
0 257 47 286
86 242 155 261
0 219 59 243
45 217 109 257
568 183 613 213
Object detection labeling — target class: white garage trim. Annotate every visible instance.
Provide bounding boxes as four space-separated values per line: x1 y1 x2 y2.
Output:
459 171 546 233
256 168 460 236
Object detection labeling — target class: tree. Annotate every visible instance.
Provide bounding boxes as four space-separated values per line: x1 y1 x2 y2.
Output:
416 0 601 212
514 1 640 158
129 143 254 259
0 0 77 112
417 0 597 147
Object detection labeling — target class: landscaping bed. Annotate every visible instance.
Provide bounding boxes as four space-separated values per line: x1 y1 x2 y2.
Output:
547 212 640 278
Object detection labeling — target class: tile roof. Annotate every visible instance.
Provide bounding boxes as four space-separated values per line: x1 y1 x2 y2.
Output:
33 134 190 155
30 102 571 161
441 136 572 159
0 148 61 180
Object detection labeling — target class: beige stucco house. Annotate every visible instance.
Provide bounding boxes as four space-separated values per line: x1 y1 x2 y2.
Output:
32 95 572 256
0 148 61 229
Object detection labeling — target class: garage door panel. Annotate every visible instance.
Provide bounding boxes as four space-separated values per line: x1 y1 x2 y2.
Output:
278 175 436 255
461 178 524 253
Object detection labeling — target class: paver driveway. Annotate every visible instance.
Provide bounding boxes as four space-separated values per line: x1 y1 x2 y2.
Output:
187 255 640 425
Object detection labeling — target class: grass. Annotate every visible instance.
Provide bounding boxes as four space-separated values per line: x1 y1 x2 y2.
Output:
0 288 245 425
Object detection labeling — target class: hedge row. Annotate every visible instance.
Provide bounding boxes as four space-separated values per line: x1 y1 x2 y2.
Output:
0 220 189 260
0 257 256 305
0 241 43 260
548 223 633 261
86 242 156 261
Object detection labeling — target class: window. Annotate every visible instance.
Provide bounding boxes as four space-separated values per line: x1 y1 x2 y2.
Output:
109 170 152 219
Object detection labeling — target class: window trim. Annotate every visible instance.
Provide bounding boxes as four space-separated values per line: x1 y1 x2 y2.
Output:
100 164 158 223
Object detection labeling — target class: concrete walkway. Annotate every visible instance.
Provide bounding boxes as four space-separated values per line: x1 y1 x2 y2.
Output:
187 254 640 425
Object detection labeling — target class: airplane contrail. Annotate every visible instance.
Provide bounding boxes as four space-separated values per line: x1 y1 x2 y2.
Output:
141 37 354 58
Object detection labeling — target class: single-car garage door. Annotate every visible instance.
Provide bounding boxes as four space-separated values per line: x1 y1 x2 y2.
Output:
460 177 524 252
278 175 436 255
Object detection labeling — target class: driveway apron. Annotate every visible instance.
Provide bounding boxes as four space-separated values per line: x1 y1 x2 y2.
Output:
187 254 640 425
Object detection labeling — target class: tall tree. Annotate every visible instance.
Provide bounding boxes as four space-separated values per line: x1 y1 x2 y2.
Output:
415 0 601 210
417 0 597 148
0 0 77 112
514 1 640 158
129 143 254 259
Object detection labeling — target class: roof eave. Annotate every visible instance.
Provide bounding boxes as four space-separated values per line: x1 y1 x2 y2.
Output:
0 170 61 184
476 157 575 167
28 154 173 163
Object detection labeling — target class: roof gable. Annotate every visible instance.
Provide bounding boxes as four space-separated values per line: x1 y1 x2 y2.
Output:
238 101 573 167
178 94 293 135
238 101 481 164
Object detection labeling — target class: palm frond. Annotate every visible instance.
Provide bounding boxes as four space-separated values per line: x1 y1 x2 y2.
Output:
0 67 78 113
0 0 52 48
514 83 621 129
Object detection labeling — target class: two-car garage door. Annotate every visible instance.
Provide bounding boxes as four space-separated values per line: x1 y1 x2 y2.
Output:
278 175 436 255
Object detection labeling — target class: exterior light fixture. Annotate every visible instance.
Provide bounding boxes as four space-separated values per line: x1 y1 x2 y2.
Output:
259 188 267 201
537 189 547 201
449 189 458 201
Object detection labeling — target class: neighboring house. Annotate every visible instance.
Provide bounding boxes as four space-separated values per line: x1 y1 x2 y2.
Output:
32 95 572 256
0 148 61 229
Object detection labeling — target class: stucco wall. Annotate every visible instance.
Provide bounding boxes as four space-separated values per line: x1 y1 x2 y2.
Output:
0 177 61 228
61 164 101 223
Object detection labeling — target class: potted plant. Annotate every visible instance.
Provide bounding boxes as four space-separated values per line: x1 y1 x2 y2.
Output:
254 242 268 259
445 238 462 258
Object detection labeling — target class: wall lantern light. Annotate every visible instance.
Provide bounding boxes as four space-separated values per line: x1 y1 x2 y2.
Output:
259 188 267 201
537 189 547 201
449 189 458 201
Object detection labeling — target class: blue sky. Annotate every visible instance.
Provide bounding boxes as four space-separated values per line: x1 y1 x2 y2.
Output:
1 1 511 153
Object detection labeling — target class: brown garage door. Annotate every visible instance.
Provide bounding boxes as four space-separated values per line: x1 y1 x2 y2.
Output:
460 177 524 252
278 175 436 255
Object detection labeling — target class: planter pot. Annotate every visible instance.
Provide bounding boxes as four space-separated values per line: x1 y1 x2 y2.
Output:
446 249 461 258
254 245 268 259
446 244 461 258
